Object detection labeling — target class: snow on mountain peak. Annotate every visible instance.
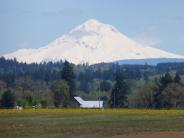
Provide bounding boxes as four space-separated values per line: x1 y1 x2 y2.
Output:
3 19 184 64
70 19 118 35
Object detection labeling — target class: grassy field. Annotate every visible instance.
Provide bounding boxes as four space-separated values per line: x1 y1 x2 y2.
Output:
0 109 184 138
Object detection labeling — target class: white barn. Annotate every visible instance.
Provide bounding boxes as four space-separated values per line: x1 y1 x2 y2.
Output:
74 97 103 108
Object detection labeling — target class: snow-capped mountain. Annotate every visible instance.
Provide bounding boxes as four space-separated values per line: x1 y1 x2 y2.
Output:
3 19 184 64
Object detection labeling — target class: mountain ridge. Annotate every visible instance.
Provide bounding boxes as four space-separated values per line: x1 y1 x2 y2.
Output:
4 19 184 64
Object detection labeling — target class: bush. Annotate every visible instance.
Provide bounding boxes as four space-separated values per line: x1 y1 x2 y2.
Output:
41 100 48 108
1 90 15 108
17 99 28 108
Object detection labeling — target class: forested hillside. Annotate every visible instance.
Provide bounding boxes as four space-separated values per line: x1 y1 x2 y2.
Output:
1 57 184 108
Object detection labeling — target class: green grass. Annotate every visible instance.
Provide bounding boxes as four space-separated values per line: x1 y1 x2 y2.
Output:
0 109 184 138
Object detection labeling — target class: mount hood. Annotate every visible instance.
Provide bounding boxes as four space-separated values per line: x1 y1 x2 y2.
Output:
4 19 184 64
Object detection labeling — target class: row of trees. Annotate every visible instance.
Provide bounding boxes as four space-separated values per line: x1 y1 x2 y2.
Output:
110 70 184 109
0 61 75 108
1 70 184 109
1 57 184 109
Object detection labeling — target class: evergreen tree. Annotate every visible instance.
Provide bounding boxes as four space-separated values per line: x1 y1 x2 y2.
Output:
1 90 15 108
51 80 69 107
174 73 181 84
100 80 111 91
156 72 173 108
159 72 173 90
61 61 75 97
110 70 128 108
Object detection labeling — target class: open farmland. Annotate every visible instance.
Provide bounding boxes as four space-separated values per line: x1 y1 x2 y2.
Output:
0 109 184 138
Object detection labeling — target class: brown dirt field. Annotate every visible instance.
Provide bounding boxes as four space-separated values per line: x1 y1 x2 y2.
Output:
113 131 184 138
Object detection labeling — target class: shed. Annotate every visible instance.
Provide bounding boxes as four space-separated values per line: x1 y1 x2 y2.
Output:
74 97 103 108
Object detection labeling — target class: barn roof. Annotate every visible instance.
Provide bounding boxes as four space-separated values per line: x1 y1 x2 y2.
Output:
74 97 103 108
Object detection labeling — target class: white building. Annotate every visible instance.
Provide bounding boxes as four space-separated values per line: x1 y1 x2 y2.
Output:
74 97 103 108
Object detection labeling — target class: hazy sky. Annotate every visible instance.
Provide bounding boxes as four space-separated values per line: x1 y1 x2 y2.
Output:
1 0 184 55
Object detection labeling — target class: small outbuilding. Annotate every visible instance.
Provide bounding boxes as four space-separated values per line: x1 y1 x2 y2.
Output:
74 97 103 108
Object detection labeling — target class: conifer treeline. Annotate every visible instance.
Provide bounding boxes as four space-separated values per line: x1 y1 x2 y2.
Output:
1 57 184 108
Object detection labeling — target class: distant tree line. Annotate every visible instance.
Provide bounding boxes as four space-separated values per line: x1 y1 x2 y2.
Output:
1 57 184 109
128 72 184 108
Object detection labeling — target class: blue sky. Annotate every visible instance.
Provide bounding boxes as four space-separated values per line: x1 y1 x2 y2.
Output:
0 0 184 55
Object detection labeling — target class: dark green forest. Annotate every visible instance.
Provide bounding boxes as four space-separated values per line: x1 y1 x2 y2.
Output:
1 57 184 109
